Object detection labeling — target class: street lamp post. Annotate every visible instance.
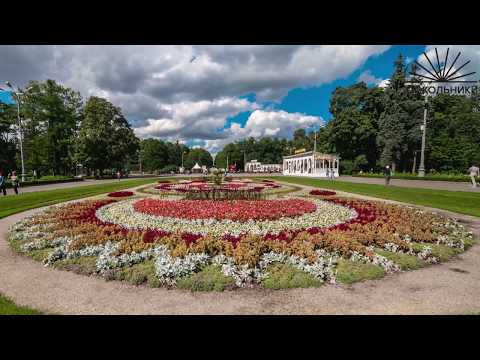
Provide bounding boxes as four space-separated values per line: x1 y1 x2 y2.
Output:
5 81 27 182
242 150 246 172
418 95 428 177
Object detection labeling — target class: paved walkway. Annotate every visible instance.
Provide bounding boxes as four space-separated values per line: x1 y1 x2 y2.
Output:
0 183 479 314
335 176 480 192
1 178 155 195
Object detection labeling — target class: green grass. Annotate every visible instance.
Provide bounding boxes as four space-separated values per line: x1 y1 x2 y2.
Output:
0 294 42 315
113 260 160 287
411 242 462 262
262 263 322 289
375 249 427 270
0 178 159 219
269 176 480 218
335 259 385 284
353 173 470 182
177 265 234 291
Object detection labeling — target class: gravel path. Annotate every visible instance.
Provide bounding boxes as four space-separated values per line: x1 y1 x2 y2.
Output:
1 183 479 315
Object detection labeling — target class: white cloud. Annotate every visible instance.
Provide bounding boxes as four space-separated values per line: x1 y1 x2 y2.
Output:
418 46 480 83
134 97 259 140
0 45 391 151
204 109 323 153
357 70 384 86
378 79 390 88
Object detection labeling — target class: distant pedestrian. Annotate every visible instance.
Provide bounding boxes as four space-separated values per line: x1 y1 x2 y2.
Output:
330 167 335 180
33 169 37 181
384 165 392 186
468 164 479 188
0 172 6 196
326 167 330 178
117 170 121 181
10 171 19 194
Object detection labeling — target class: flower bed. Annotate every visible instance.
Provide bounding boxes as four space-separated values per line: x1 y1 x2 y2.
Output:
310 190 336 196
107 191 135 198
133 198 317 222
8 189 474 290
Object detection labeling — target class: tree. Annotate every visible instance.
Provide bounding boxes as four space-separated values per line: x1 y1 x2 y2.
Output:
427 94 480 171
184 148 213 169
0 102 17 173
20 80 83 176
75 97 139 176
140 138 169 172
327 83 384 170
377 55 423 171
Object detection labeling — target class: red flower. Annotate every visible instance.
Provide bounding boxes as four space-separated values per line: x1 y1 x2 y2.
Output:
310 190 336 196
133 198 317 222
107 191 134 197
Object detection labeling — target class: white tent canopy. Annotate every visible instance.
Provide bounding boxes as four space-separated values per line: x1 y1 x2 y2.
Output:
192 162 201 170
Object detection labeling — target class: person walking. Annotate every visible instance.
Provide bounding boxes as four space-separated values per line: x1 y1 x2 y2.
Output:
468 164 479 188
384 165 392 186
0 172 7 196
10 171 19 194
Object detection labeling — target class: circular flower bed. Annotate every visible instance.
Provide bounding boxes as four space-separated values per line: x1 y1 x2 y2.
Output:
107 191 134 198
310 190 336 196
8 186 474 290
96 197 356 237
133 198 317 222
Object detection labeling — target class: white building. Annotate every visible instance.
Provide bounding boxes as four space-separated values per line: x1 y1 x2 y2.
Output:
245 160 282 173
282 151 340 177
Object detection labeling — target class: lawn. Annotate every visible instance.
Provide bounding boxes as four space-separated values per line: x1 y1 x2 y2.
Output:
0 178 159 219
0 294 42 315
266 176 480 218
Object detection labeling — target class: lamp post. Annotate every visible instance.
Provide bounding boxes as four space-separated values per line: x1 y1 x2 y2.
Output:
418 95 428 177
242 150 246 172
5 81 30 182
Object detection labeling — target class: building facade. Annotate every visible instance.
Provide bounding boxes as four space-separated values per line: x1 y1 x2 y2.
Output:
282 151 340 177
245 160 282 173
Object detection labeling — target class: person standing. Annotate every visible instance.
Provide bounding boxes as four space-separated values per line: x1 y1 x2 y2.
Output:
10 171 19 194
330 167 335 180
0 172 6 196
384 165 392 186
326 167 330 179
468 164 479 188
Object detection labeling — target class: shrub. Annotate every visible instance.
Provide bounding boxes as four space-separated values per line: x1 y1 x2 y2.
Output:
176 265 234 291
262 263 322 289
107 191 134 198
310 190 336 196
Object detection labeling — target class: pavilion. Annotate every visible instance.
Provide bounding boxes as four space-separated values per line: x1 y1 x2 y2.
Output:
282 151 340 177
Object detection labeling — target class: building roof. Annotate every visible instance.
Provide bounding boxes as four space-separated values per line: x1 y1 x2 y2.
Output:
283 151 339 160
192 162 201 169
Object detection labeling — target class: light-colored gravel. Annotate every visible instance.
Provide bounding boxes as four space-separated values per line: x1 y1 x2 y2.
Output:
1 183 479 315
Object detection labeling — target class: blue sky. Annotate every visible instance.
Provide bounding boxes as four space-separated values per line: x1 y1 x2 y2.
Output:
228 45 426 128
0 45 430 152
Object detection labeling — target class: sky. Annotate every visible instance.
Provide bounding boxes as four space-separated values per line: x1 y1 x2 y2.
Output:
1 45 479 154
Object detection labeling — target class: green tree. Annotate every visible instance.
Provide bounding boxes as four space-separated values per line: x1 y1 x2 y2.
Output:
377 55 423 171
75 97 139 176
184 148 213 169
0 102 17 173
327 83 384 170
140 138 169 172
20 80 83 176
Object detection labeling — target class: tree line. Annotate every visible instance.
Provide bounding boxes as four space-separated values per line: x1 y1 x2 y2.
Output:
216 55 480 174
0 79 213 178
